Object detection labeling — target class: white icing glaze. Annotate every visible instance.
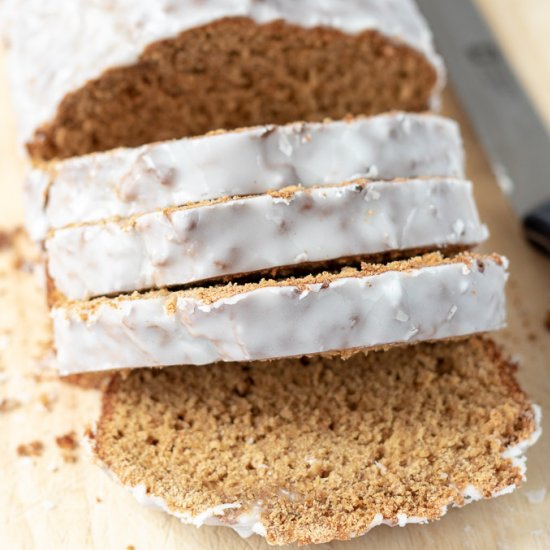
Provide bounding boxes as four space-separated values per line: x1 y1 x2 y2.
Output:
131 486 267 537
26 113 463 241
461 484 484 501
24 169 50 242
1 0 444 146
52 255 508 374
47 178 488 300
95 404 540 542
501 403 543 479
131 484 266 538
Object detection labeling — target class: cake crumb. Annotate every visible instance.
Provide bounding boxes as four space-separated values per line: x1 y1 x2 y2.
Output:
31 338 54 361
164 294 178 316
55 431 78 450
62 454 79 464
0 230 15 250
13 255 34 273
56 431 79 463
39 392 58 411
17 440 44 457
0 397 21 413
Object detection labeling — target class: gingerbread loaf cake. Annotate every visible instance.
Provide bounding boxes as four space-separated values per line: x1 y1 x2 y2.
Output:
25 112 463 241
2 2 541 545
91 337 541 545
46 177 487 300
2 0 444 161
52 253 508 374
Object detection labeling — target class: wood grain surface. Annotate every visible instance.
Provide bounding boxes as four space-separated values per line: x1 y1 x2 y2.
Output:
1 2 549 548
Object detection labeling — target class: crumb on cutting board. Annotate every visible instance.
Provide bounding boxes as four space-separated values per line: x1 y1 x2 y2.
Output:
55 431 80 463
17 440 44 457
0 229 15 250
0 397 21 413
39 391 58 411
55 431 78 450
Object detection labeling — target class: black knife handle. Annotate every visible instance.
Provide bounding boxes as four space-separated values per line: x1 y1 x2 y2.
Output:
524 200 550 255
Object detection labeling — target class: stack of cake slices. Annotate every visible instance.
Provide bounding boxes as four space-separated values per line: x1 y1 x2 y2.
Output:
3 0 540 545
30 112 504 374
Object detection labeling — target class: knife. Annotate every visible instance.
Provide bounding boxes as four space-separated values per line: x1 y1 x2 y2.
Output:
416 0 550 255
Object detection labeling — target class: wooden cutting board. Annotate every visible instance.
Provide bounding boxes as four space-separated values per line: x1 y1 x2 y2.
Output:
1 2 549 548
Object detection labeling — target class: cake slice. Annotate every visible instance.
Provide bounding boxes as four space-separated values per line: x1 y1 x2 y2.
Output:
52 252 507 374
2 0 444 161
90 337 541 545
26 113 464 241
47 177 487 300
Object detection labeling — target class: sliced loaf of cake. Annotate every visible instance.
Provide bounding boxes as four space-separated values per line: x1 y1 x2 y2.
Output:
2 0 444 160
47 177 487 300
26 113 463 241
91 337 540 545
52 253 508 374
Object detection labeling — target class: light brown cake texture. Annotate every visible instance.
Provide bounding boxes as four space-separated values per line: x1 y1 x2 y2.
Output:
93 337 537 546
29 18 437 161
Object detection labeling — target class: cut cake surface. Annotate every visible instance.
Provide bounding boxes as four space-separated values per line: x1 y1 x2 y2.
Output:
92 337 540 545
2 0 443 160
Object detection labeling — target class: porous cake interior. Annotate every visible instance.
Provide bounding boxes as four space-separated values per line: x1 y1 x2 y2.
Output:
29 18 437 160
93 338 536 545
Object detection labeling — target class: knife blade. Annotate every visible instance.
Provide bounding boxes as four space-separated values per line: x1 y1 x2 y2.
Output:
415 0 550 254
